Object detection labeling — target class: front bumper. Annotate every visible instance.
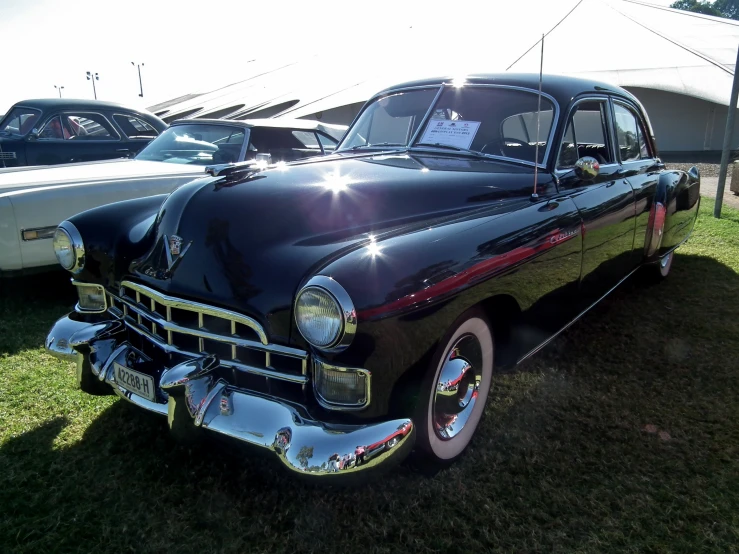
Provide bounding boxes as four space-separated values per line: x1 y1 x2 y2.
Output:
46 313 414 479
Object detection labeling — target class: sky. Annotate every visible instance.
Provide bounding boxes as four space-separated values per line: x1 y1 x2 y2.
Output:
0 0 678 115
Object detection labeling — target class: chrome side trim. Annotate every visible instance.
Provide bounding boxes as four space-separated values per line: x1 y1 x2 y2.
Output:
21 225 57 241
120 280 268 345
518 264 642 364
121 318 308 384
313 358 371 411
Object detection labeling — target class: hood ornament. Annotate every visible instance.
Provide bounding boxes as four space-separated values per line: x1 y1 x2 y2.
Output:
163 234 191 275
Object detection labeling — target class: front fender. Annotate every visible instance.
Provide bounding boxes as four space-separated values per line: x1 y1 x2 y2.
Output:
310 196 583 418
68 194 168 285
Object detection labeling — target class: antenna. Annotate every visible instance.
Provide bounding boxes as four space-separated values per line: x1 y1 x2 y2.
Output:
531 33 544 201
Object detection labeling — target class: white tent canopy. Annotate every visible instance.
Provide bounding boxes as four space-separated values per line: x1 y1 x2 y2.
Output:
149 0 739 156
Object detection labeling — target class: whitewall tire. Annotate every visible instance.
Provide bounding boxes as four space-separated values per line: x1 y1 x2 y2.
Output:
415 307 494 463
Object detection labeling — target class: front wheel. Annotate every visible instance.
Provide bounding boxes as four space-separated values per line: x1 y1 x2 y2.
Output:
414 307 494 464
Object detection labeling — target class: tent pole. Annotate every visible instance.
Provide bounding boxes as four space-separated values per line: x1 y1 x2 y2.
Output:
714 45 739 218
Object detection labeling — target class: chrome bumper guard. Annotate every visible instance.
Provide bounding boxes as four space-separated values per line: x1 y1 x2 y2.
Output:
46 313 415 478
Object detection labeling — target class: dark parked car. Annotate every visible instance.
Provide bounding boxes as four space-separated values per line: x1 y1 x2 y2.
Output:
0 98 167 168
46 74 700 481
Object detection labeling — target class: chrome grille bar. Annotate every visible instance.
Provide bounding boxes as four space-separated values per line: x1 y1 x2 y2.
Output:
106 280 309 385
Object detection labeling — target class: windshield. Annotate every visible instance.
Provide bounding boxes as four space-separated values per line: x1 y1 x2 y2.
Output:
338 85 556 165
338 88 439 150
135 124 246 165
0 107 42 137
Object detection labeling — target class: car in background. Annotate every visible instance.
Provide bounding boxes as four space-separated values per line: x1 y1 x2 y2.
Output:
0 99 167 168
0 118 346 276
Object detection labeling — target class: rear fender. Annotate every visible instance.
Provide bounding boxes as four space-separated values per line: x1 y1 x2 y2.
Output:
645 168 700 261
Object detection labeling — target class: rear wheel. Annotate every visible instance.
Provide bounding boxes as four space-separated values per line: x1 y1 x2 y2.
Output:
414 307 494 464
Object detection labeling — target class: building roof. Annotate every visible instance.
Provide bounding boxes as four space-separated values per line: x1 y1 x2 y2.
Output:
13 98 149 112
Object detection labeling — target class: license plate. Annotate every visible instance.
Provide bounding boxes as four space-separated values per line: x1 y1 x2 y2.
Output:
114 362 156 402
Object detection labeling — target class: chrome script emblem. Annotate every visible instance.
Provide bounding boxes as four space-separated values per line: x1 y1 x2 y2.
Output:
163 234 191 274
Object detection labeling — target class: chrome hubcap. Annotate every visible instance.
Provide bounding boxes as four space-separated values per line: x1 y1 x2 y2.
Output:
433 334 482 440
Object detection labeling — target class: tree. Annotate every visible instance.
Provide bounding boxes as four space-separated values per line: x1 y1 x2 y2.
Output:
296 445 314 469
670 0 739 20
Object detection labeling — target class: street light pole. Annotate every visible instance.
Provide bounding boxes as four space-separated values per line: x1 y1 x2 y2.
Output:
131 62 144 97
86 71 99 100
53 85 64 98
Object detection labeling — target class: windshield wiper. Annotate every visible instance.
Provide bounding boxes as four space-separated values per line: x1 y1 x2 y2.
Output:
343 142 406 151
413 142 497 159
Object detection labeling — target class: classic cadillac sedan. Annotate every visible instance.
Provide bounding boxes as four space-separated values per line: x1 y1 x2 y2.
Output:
0 118 345 276
46 74 700 479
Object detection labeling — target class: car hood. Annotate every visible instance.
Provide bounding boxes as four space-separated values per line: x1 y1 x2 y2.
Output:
0 158 206 195
127 153 541 342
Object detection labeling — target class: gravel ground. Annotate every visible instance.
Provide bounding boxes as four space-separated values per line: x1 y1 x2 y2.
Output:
665 162 724 178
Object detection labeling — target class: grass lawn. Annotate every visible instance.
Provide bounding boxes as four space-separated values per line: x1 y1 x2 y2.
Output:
1 198 738 553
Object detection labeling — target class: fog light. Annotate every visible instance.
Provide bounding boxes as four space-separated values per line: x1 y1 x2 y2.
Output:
74 282 107 313
313 359 369 409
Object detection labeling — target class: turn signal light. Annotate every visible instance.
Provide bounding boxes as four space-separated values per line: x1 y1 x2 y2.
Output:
74 282 107 313
313 360 369 409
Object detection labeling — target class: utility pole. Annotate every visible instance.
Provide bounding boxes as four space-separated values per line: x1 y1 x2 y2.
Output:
86 71 99 100
131 62 144 97
53 85 64 98
714 45 739 218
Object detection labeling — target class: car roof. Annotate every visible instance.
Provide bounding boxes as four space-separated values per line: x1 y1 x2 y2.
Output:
171 118 347 134
374 73 639 106
11 98 153 113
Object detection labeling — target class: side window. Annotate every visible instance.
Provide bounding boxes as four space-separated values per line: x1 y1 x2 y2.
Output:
248 128 322 162
557 101 612 168
291 130 322 152
317 132 338 153
39 116 67 140
113 114 158 139
613 103 652 162
61 113 119 140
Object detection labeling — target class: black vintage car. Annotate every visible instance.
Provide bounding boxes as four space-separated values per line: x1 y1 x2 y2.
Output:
45 74 700 480
0 98 167 168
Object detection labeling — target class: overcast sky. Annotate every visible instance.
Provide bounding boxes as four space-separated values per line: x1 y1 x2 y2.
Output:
0 0 677 115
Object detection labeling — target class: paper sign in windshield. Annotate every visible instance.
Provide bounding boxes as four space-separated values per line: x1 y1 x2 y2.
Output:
419 120 481 150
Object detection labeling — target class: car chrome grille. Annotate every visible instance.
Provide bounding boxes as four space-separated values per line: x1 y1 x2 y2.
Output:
106 280 308 385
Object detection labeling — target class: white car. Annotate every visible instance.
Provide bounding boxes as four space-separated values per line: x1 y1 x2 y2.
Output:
0 118 346 276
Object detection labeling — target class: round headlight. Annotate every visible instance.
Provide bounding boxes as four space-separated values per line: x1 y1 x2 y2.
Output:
295 287 343 348
294 276 356 351
53 222 84 273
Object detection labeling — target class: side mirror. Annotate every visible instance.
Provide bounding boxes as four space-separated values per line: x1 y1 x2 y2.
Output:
255 153 272 165
574 156 600 181
26 129 39 141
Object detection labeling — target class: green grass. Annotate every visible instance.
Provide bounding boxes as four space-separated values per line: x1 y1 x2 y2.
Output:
1 199 739 553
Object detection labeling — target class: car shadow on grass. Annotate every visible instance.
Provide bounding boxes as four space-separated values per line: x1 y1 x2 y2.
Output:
1 253 738 553
0 270 76 356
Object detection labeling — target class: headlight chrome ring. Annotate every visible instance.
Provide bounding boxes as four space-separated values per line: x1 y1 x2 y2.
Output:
294 275 356 352
53 221 85 274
